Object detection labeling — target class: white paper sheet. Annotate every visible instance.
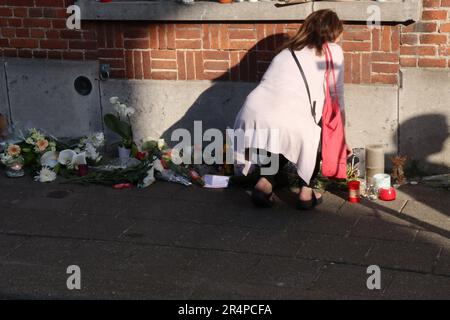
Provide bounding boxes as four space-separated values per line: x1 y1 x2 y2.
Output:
203 175 230 189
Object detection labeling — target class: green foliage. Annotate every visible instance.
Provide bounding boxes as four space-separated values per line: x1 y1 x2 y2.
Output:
141 140 160 155
63 159 155 186
104 113 133 148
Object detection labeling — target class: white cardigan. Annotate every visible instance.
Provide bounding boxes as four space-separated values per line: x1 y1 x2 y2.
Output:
233 42 345 185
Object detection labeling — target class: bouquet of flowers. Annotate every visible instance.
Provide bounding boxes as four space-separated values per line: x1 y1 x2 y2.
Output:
34 131 104 182
20 128 57 167
1 144 24 168
141 139 205 186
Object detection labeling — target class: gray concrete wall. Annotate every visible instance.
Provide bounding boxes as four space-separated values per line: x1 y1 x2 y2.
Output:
3 58 102 137
100 79 257 146
0 59 10 122
399 68 450 174
345 84 399 156
0 58 448 174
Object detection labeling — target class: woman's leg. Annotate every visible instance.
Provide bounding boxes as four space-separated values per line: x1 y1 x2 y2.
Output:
299 151 322 201
254 150 288 194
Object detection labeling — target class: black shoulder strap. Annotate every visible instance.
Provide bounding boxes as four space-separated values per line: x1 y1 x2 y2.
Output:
289 48 319 126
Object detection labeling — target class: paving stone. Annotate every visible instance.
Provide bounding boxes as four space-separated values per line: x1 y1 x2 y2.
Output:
435 248 450 276
61 180 185 201
350 215 418 242
228 206 299 231
122 219 248 251
1 187 80 214
306 264 396 299
185 250 262 284
120 219 188 246
288 212 358 237
385 272 450 299
366 240 440 273
0 209 84 237
400 199 450 235
244 256 322 289
296 234 374 265
414 230 450 248
80 271 199 299
0 171 448 299
0 234 27 258
175 222 249 251
171 186 253 208
189 280 297 300
62 215 136 240
124 245 199 276
0 261 74 299
118 198 237 226
339 199 416 228
398 184 449 209
4 237 81 267
61 240 141 272
236 228 308 257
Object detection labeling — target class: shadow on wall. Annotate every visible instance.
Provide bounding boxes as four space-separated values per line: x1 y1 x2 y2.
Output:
397 114 449 175
160 33 287 145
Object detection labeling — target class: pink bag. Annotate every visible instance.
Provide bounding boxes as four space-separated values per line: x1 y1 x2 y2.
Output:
321 44 348 179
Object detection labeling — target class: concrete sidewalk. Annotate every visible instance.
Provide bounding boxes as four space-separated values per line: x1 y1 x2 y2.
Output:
0 173 449 299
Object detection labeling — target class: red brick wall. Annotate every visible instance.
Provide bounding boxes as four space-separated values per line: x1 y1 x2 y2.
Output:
0 1 449 85
400 0 450 68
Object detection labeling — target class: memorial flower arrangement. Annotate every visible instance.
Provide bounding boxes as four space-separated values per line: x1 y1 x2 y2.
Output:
1 101 204 188
1 144 24 168
19 128 57 166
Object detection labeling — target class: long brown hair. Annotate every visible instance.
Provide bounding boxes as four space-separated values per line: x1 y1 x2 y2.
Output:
278 9 343 55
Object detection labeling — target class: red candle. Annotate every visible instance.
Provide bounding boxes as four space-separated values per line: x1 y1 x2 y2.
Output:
347 180 361 203
78 164 88 177
378 187 396 201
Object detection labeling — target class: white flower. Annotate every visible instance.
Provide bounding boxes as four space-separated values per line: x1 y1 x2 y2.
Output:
91 132 105 148
109 96 120 104
113 102 135 119
85 143 101 161
29 128 45 141
157 139 165 151
34 167 56 183
170 148 183 165
40 151 58 168
138 167 155 188
58 149 77 166
72 152 87 168
153 159 164 172
125 107 135 117
25 138 34 145
58 150 86 169
114 103 127 117
1 154 12 165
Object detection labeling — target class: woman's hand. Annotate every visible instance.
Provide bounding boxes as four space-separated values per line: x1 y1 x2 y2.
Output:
346 143 352 156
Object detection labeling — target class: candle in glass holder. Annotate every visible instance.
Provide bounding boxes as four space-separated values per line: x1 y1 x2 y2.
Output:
6 159 25 178
365 144 385 185
11 163 22 171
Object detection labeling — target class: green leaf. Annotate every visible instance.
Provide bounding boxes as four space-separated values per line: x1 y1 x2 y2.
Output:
104 114 132 140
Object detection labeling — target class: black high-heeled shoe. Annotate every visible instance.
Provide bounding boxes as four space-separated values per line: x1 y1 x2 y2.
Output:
296 190 323 210
251 189 274 208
